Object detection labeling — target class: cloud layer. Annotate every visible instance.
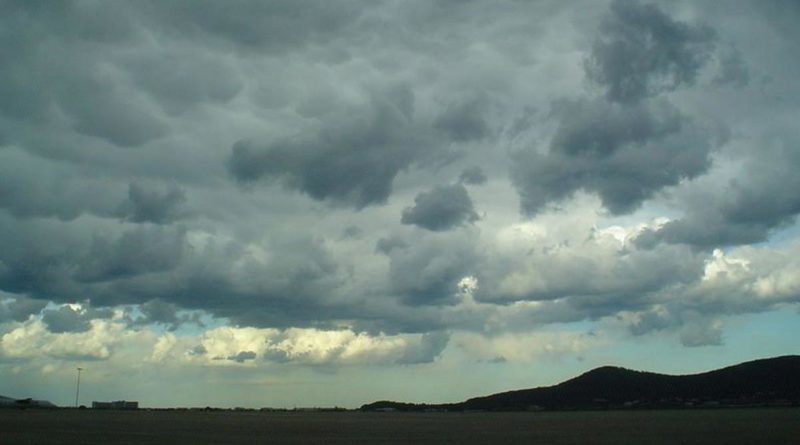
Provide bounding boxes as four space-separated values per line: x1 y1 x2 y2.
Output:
1 0 799 407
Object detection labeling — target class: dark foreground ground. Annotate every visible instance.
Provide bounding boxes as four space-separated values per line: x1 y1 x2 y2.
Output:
1 408 798 445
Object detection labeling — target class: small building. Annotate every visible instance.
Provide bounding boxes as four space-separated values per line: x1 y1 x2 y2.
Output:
92 400 138 410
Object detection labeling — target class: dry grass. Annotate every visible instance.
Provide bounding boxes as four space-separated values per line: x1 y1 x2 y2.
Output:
1 408 798 444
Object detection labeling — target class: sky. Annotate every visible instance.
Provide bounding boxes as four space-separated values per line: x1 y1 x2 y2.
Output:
1 0 799 409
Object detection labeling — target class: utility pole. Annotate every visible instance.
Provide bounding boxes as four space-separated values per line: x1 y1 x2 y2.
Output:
75 367 83 408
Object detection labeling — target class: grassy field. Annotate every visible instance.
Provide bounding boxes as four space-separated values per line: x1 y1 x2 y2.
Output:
1 408 798 444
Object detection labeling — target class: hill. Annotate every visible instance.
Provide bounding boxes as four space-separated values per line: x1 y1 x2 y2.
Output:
361 355 800 411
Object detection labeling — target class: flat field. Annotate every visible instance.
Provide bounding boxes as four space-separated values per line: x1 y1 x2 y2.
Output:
1 408 798 444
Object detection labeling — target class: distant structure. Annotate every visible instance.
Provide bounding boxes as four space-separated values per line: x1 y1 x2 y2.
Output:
92 400 139 410
1 395 57 409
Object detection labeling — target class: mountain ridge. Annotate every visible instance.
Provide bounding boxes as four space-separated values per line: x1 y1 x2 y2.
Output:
362 355 800 411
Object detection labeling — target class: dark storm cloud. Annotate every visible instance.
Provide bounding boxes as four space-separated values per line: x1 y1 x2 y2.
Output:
138 299 180 326
374 237 408 255
124 235 351 330
510 1 722 216
401 184 479 231
228 87 442 208
434 97 492 143
0 2 164 147
712 47 750 87
144 0 364 52
637 136 800 247
512 99 712 215
0 40 168 147
0 207 362 331
0 214 88 299
67 85 170 148
383 233 480 305
75 227 185 283
585 0 716 104
0 295 47 323
0 0 797 353
0 222 182 303
123 51 243 115
0 149 121 221
458 166 487 186
132 299 202 331
41 304 114 334
476 242 704 310
0 222 184 305
117 183 187 224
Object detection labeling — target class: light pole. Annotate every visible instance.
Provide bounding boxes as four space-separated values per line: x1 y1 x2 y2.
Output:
75 367 83 408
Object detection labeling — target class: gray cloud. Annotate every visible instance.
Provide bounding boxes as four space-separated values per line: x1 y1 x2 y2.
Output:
123 50 243 115
510 0 724 216
144 0 364 52
67 84 170 148
228 351 257 363
512 99 712 215
340 226 363 240
0 0 796 357
117 183 187 224
458 166 487 186
627 306 723 347
148 235 348 330
0 149 121 221
679 321 723 347
397 331 450 364
133 299 202 331
0 295 47 323
712 47 750 88
585 0 716 104
383 232 480 305
476 238 705 311
75 227 185 283
401 184 479 231
374 236 408 255
637 135 800 248
434 97 492 143
40 304 115 334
